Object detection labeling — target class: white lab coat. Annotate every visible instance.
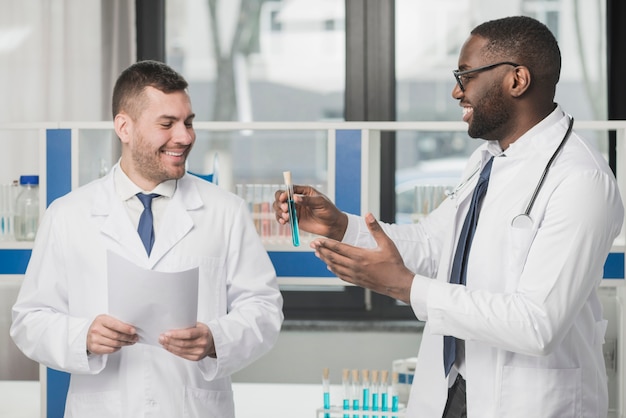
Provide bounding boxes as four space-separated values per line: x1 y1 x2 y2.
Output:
11 167 284 418
346 107 624 417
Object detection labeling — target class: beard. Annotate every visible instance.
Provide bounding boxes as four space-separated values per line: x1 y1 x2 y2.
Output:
467 82 511 140
131 133 189 184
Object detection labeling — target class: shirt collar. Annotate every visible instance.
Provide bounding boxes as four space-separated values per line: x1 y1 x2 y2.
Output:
113 162 177 201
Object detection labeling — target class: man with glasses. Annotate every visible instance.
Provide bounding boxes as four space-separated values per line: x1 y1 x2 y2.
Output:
274 16 623 417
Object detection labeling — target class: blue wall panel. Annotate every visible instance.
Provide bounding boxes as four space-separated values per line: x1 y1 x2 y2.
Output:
269 251 335 277
0 249 31 274
45 129 72 417
335 130 361 215
604 252 625 279
47 369 70 418
46 129 72 205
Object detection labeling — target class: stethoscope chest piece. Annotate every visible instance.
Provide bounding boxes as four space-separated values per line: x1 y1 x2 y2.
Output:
511 213 533 229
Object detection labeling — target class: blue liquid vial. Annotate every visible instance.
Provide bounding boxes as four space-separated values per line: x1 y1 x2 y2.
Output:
287 199 300 246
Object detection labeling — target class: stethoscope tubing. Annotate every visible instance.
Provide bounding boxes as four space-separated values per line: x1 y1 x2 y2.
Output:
448 116 575 229
520 116 574 219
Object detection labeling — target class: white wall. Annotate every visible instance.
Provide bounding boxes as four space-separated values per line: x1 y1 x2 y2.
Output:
232 326 422 384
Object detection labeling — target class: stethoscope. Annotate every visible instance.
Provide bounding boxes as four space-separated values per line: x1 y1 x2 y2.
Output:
446 117 574 229
511 116 574 228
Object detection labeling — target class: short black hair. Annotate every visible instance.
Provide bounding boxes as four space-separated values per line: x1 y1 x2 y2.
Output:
111 60 189 119
471 16 561 90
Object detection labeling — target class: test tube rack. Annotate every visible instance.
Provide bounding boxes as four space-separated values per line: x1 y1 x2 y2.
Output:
318 368 406 418
316 406 407 417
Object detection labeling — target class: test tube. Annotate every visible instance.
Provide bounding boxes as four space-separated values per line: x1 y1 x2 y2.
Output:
0 182 18 241
244 184 259 234
362 369 370 412
351 369 360 417
371 370 379 416
0 184 7 239
261 184 273 241
322 367 330 418
342 369 350 418
380 370 389 413
270 184 282 242
282 171 300 247
391 372 399 417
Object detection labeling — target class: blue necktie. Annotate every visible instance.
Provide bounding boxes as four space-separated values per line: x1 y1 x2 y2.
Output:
443 156 494 376
137 193 159 255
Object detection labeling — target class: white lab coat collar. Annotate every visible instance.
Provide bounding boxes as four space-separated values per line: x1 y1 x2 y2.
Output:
499 104 571 157
469 105 573 220
90 164 203 268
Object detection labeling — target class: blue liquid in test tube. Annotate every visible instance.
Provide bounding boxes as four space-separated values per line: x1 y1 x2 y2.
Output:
362 369 370 418
371 370 379 418
342 369 350 418
283 171 300 247
324 392 330 418
390 371 398 418
322 367 330 418
352 369 360 418
287 199 300 246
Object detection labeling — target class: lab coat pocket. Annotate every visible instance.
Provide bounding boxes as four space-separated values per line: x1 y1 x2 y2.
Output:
65 390 121 417
499 366 581 417
183 386 235 418
504 225 537 291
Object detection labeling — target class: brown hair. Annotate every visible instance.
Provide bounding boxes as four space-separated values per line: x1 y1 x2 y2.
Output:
111 60 188 119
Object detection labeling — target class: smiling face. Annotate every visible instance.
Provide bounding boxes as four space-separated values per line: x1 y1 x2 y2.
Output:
465 76 511 139
115 86 196 190
452 35 515 143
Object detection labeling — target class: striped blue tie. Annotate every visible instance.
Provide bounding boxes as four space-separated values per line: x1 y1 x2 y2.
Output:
136 193 159 255
443 156 494 376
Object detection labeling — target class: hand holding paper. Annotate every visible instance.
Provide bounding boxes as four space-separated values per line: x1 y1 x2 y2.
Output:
159 321 217 361
87 314 138 355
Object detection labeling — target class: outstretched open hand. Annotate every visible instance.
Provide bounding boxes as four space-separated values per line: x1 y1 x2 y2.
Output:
310 213 415 304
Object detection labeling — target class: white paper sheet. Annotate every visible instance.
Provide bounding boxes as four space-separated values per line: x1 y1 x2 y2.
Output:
107 251 199 346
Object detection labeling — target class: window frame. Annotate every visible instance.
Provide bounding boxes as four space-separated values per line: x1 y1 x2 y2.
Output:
151 0 620 321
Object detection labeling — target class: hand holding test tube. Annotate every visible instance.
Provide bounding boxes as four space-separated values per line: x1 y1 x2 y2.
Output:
283 171 300 247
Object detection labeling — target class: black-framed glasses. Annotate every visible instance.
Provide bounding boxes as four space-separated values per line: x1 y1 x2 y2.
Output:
453 62 520 92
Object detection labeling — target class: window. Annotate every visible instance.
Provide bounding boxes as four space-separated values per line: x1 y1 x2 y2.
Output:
394 0 608 224
165 0 359 319
161 0 610 321
523 0 561 36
